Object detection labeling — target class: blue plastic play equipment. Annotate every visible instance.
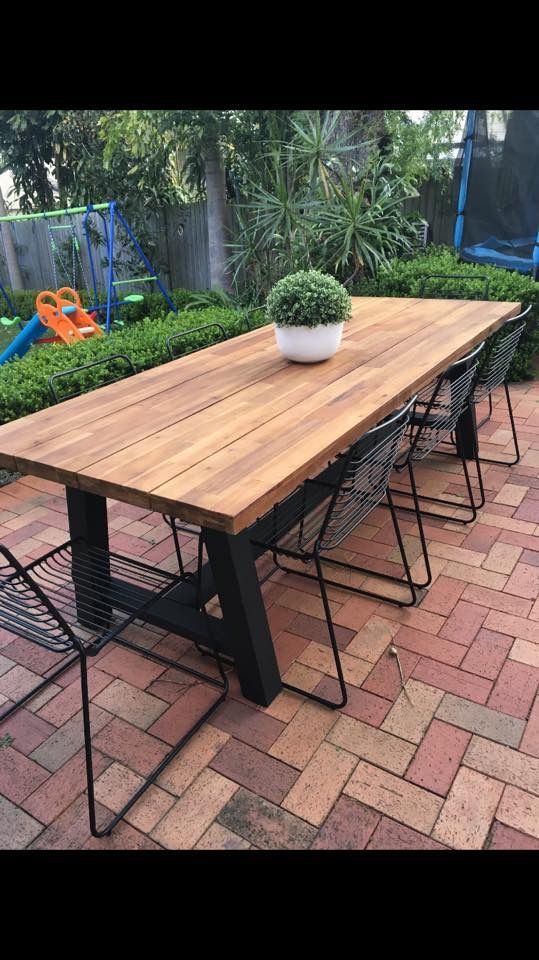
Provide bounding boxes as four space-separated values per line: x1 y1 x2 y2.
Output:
0 313 43 363
0 200 177 366
454 110 539 278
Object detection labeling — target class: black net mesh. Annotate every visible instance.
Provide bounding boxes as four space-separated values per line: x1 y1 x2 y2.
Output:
459 111 539 273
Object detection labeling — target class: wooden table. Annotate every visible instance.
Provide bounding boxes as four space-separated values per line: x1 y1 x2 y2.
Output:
0 296 520 705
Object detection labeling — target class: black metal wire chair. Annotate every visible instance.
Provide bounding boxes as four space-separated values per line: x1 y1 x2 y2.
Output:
412 275 490 415
455 305 532 467
0 537 227 839
48 354 137 404
391 344 486 566
251 399 418 711
418 274 491 300
166 321 227 361
242 304 267 332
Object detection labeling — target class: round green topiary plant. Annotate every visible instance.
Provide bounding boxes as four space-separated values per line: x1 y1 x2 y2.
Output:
266 270 352 328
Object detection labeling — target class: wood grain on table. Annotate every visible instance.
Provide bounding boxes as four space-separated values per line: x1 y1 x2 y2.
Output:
0 297 520 533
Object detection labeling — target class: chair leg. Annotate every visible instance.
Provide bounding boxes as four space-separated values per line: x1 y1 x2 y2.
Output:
317 490 420 605
81 630 229 839
391 452 478 525
401 463 433 590
504 381 521 465
471 439 486 509
79 650 101 837
170 521 186 577
288 479 429 601
475 381 521 467
194 532 204 608
281 553 347 710
476 391 493 431
440 385 519 468
459 453 479 521
273 493 422 609
187 532 212 660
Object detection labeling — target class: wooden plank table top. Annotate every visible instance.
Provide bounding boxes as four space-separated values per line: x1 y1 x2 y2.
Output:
0 297 520 534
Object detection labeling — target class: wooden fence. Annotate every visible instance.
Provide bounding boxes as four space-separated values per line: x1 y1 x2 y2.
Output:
0 180 459 296
404 176 459 247
0 202 211 294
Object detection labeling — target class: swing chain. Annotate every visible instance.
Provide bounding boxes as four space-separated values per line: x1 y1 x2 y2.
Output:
47 217 89 294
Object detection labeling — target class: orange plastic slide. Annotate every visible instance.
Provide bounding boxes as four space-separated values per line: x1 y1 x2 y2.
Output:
36 287 103 344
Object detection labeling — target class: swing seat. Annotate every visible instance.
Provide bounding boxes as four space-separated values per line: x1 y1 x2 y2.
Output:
0 316 22 327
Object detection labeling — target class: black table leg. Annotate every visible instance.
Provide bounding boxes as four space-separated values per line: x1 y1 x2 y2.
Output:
66 488 109 550
66 488 112 628
65 487 282 707
455 403 478 460
205 528 282 706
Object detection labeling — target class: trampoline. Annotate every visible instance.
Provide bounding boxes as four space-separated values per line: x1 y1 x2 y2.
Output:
454 110 539 278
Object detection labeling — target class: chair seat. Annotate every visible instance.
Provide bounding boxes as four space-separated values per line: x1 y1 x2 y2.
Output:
409 410 453 429
0 539 184 654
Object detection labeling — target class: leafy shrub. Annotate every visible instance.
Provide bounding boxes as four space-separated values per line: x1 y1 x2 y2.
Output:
0 306 261 426
5 286 228 327
183 289 246 311
266 270 351 328
354 246 539 380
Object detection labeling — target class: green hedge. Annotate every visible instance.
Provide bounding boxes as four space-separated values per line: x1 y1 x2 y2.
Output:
354 246 539 381
0 306 266 426
4 286 227 328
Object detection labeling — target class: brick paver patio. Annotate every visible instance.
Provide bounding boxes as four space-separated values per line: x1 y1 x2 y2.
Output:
1 380 538 850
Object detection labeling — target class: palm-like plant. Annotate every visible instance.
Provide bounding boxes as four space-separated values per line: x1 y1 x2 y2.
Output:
316 158 419 283
226 112 419 299
227 145 318 296
288 110 366 198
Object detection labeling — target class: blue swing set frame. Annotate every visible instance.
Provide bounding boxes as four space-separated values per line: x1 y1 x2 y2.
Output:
82 200 176 333
0 200 177 365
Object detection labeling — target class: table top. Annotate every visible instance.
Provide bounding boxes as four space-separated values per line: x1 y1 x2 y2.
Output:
0 297 520 534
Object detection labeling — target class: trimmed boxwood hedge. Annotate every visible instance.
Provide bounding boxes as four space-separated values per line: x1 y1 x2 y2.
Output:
0 306 266 426
353 246 539 381
4 286 227 328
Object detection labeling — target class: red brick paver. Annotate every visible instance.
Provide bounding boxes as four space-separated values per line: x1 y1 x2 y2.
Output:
1 381 539 849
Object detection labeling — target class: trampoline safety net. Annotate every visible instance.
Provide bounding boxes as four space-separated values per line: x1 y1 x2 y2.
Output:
454 110 539 277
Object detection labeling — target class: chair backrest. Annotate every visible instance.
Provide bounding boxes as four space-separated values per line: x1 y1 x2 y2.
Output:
409 342 485 461
166 322 227 361
474 305 532 401
318 399 415 551
48 354 137 404
419 273 490 300
0 544 75 652
242 304 267 332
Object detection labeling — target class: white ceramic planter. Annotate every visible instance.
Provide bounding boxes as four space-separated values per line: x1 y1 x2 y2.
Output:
274 322 344 363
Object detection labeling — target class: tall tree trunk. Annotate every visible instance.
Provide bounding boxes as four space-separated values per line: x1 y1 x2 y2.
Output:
203 140 231 291
0 184 23 289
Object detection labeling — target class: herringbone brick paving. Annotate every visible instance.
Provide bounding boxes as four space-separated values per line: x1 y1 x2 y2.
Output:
1 382 538 850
